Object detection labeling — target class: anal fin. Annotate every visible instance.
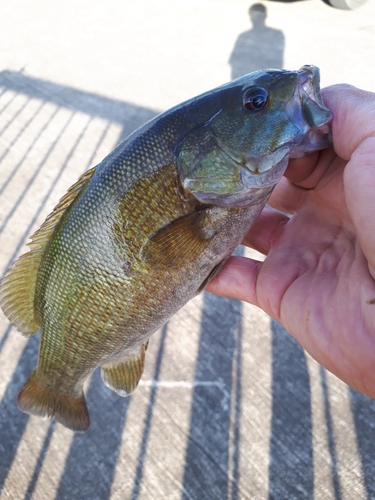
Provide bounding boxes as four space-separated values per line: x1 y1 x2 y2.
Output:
101 343 148 396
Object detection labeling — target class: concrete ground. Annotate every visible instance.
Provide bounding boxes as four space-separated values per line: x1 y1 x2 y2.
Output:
0 0 375 499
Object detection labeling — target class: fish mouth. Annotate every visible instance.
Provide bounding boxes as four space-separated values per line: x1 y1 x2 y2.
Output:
218 143 291 189
297 65 331 133
239 146 291 188
183 142 291 207
296 65 332 135
286 65 332 157
218 132 290 175
298 67 319 103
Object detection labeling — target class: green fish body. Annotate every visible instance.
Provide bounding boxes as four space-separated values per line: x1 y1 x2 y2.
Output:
0 65 332 431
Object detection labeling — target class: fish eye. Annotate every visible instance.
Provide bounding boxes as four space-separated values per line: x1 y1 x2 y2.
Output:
243 87 269 111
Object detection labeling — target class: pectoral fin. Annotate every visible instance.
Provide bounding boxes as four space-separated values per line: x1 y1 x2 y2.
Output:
101 343 148 396
145 208 220 267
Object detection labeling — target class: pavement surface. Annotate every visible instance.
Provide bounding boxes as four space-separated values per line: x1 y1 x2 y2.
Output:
0 0 375 499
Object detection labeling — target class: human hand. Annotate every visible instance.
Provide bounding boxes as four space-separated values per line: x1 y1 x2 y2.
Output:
206 84 375 398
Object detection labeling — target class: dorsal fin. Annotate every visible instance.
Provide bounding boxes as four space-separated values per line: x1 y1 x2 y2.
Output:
0 165 97 336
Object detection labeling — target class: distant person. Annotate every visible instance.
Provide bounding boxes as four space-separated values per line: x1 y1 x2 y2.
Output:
229 4 285 79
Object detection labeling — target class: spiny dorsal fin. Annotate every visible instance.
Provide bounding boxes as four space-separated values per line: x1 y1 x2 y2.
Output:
0 165 97 336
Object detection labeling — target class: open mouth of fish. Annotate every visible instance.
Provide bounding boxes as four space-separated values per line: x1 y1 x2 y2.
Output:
293 65 331 134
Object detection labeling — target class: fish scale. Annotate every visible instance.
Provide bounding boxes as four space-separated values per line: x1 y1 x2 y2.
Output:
0 65 332 431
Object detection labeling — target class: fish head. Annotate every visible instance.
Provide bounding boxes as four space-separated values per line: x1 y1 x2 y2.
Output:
177 65 332 207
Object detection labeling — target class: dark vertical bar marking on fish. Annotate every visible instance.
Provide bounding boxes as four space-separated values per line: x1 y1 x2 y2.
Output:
268 320 314 500
350 389 375 498
131 323 168 500
182 292 241 499
320 366 342 500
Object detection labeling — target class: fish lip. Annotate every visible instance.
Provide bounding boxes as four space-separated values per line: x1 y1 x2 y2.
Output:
188 181 275 208
298 73 330 133
297 65 324 101
298 66 317 101
284 65 332 155
240 146 291 187
218 141 291 177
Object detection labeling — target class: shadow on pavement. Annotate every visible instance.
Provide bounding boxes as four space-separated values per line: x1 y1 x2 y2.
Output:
0 333 38 493
182 268 243 499
350 389 375 498
268 320 313 500
55 370 132 500
229 3 285 79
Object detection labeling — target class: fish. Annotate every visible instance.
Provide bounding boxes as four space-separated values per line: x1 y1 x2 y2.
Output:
0 65 332 432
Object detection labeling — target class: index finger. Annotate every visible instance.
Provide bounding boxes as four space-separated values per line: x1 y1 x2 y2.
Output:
282 146 337 190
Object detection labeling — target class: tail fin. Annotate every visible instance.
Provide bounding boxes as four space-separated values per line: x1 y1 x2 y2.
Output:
18 370 90 432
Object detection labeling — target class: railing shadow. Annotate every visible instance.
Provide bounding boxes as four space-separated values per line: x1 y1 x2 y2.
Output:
350 389 375 498
181 267 243 499
0 69 158 498
268 320 313 500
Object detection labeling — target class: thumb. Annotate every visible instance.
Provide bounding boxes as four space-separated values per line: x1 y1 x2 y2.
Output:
344 136 375 277
324 84 375 276
322 84 375 161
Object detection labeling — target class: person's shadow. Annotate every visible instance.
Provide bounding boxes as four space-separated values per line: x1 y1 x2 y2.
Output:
229 3 285 79
230 7 314 499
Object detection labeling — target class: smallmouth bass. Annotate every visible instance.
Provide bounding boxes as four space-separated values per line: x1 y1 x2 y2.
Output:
0 65 332 431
